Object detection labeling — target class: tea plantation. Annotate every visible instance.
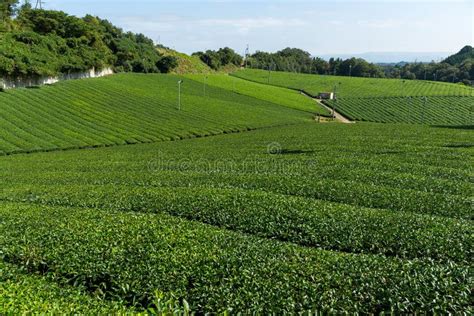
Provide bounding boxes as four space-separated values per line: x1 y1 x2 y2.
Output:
233 69 474 98
232 69 474 125
0 73 312 155
1 121 472 313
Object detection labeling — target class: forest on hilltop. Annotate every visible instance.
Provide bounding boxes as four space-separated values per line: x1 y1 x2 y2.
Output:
0 0 177 78
245 46 474 85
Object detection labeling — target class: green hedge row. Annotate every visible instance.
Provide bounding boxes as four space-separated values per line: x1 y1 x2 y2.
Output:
2 184 471 263
1 202 471 313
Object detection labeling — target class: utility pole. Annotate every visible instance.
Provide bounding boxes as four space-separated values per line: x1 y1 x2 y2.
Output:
177 80 183 110
406 96 411 123
421 96 427 124
244 44 250 68
268 64 271 84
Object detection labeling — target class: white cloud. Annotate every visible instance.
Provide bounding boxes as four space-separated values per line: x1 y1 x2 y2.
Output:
357 19 428 29
121 16 307 35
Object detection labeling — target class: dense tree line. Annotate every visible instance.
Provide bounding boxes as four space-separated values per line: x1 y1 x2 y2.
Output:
247 48 384 78
192 47 242 70
0 1 177 77
381 46 474 85
245 47 473 85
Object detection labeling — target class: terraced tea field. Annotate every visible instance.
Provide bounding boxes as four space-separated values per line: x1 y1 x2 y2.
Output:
326 96 473 125
232 69 474 125
233 69 474 98
184 74 329 114
0 73 312 155
1 122 472 313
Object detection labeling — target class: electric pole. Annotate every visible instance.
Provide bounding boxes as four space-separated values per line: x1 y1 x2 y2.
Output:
421 96 427 124
244 44 250 68
177 80 183 110
268 63 271 84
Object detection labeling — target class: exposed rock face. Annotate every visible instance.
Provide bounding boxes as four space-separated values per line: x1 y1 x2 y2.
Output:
1 68 114 90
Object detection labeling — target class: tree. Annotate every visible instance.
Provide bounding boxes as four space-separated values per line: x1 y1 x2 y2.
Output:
0 0 19 21
156 55 178 73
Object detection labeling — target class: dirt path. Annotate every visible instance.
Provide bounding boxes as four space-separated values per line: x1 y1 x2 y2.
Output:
301 91 354 124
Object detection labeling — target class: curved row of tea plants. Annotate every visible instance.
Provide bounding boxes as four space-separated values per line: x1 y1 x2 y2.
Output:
2 184 471 263
1 201 472 314
232 69 473 125
0 73 310 155
1 122 472 313
325 96 473 125
184 74 330 114
232 69 474 98
0 262 137 314
1 123 472 263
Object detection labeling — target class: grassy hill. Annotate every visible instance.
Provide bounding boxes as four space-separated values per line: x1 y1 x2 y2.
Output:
184 74 330 114
233 69 473 98
232 69 474 125
1 122 472 313
0 73 312 155
156 47 213 74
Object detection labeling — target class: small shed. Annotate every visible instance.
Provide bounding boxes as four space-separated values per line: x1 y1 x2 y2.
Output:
318 92 335 100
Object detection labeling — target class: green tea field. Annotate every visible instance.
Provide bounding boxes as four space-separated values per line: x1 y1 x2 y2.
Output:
0 73 312 155
232 69 474 125
1 121 472 313
1 1 473 314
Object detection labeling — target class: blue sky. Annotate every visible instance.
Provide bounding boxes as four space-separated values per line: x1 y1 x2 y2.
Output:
44 0 473 56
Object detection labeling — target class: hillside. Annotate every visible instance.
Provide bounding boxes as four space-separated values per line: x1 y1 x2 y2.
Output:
233 69 474 125
233 69 473 98
156 46 213 74
184 74 329 114
0 7 175 78
443 45 474 65
0 73 312 155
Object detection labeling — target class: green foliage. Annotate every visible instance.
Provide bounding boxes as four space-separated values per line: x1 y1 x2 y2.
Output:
247 47 384 78
156 55 179 73
0 0 19 22
0 7 177 77
184 74 330 114
379 46 474 85
193 47 242 70
0 122 472 313
443 45 474 66
0 261 136 314
156 46 213 74
0 73 309 155
232 69 474 125
245 46 473 85
325 96 474 125
233 69 473 98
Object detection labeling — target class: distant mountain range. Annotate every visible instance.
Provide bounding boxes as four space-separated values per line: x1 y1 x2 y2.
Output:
319 52 453 64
